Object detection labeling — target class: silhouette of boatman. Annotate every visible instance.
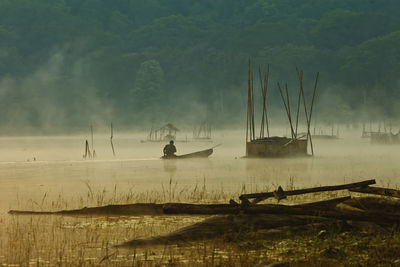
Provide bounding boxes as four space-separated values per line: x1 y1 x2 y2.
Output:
163 140 177 157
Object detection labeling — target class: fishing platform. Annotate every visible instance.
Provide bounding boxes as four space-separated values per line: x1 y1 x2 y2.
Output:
245 62 319 157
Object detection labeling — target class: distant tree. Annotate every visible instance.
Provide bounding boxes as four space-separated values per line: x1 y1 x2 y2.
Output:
342 31 400 88
257 44 325 81
108 10 133 36
311 9 399 50
341 31 400 113
131 59 164 111
130 15 207 50
231 23 306 55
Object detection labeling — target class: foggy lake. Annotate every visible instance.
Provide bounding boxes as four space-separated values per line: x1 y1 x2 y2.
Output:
1 129 399 213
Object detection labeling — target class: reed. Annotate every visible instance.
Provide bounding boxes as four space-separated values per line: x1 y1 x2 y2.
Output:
2 180 400 266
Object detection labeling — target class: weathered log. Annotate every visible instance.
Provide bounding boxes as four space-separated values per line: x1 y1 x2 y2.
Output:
296 196 351 208
240 179 375 204
11 196 400 223
8 203 164 216
8 203 241 216
8 197 349 216
244 197 350 215
162 198 348 216
349 186 400 198
343 196 400 214
163 203 240 215
245 202 400 226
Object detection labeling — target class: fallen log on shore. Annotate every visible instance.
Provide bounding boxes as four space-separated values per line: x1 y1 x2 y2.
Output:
343 196 400 213
349 186 400 198
240 179 376 204
8 203 164 216
8 197 350 216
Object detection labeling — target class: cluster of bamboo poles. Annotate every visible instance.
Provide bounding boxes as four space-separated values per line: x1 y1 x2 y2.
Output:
246 61 270 142
246 60 319 155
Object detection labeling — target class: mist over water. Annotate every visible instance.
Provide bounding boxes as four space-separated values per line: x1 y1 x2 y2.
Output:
1 129 399 214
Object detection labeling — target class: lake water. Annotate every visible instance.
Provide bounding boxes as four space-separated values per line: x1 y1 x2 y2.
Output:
0 130 399 213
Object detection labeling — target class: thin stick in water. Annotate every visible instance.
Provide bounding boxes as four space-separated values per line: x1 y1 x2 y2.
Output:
110 123 116 156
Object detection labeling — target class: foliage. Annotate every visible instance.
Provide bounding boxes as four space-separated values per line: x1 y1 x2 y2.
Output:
0 0 399 131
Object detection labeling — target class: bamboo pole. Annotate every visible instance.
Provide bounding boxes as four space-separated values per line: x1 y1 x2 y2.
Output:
246 60 251 143
294 68 302 138
259 66 265 138
285 83 294 139
307 72 319 145
264 65 270 137
298 71 314 155
251 71 255 141
277 83 295 138
90 125 94 151
90 125 97 158
110 123 116 157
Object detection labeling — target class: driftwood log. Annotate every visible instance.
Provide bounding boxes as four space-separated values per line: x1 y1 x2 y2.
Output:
9 203 164 216
8 197 350 216
240 179 376 204
349 186 400 198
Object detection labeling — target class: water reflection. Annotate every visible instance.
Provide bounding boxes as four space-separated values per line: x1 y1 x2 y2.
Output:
245 157 313 186
163 159 177 176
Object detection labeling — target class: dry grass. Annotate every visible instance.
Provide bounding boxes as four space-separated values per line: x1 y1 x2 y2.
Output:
2 181 400 266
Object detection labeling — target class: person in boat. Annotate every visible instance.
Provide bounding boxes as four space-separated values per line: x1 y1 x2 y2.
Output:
163 140 177 157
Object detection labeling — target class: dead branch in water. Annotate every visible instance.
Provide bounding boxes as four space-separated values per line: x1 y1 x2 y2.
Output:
83 140 92 159
110 122 116 156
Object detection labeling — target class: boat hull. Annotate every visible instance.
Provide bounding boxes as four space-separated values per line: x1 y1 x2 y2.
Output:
162 148 213 159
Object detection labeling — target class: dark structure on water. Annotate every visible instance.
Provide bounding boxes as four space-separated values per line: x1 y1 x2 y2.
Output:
312 125 340 140
362 121 400 144
246 62 319 157
144 123 180 142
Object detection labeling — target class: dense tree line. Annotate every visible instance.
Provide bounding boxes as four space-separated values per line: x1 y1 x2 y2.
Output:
0 0 399 133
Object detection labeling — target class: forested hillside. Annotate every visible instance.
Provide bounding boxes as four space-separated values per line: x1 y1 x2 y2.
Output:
0 0 399 133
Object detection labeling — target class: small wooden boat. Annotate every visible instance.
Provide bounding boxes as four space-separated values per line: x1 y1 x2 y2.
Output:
162 148 213 159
